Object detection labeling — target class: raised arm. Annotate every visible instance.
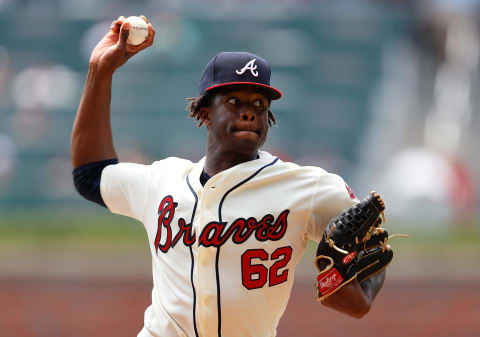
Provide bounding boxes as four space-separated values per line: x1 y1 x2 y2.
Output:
70 16 155 169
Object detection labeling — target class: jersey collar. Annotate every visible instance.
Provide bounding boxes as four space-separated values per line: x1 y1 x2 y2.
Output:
187 150 276 195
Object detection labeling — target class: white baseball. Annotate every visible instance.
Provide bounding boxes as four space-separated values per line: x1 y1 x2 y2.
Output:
125 16 148 45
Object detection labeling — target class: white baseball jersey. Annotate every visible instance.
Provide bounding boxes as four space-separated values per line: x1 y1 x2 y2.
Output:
100 150 356 337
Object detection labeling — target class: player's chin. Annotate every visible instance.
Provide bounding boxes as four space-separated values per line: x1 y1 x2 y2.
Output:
230 131 265 153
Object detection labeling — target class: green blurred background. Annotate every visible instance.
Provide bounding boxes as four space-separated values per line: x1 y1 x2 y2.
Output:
0 0 479 336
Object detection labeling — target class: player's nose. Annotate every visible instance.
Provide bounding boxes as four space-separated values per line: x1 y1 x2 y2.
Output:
240 109 255 122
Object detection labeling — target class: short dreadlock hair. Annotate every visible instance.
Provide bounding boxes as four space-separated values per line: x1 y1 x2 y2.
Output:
186 89 277 127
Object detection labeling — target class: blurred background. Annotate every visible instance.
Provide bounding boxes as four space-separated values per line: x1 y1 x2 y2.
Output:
0 0 479 336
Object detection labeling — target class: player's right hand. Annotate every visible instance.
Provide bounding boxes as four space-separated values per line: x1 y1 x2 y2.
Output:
89 15 155 73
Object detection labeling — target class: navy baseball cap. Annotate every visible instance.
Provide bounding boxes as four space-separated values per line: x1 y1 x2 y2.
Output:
199 51 282 100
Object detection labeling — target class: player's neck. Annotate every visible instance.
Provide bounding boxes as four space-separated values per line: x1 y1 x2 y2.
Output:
204 148 258 177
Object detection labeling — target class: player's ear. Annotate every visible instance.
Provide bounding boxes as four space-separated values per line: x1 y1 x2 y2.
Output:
199 107 211 127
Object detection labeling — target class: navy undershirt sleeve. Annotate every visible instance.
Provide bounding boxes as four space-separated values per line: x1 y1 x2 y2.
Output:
72 159 119 208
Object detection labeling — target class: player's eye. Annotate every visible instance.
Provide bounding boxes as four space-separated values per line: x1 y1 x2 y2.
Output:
253 100 264 108
228 97 238 104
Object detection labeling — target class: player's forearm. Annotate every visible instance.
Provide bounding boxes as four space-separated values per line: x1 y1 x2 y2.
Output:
71 64 118 168
321 278 371 319
322 269 386 318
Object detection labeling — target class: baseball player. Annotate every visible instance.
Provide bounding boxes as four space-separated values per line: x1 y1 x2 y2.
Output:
71 16 388 337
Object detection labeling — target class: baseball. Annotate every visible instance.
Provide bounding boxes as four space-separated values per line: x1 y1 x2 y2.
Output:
125 16 148 45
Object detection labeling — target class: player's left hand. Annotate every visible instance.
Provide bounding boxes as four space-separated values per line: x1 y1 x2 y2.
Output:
314 192 386 301
356 227 409 283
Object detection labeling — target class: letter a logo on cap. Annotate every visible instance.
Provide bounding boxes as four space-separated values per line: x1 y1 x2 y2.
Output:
236 59 259 77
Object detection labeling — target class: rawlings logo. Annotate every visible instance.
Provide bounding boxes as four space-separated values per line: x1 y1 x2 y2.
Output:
342 251 356 264
319 273 337 289
317 268 343 294
154 195 289 254
236 59 259 77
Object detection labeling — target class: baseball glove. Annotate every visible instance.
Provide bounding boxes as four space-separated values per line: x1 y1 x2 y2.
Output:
356 228 409 283
314 191 386 301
